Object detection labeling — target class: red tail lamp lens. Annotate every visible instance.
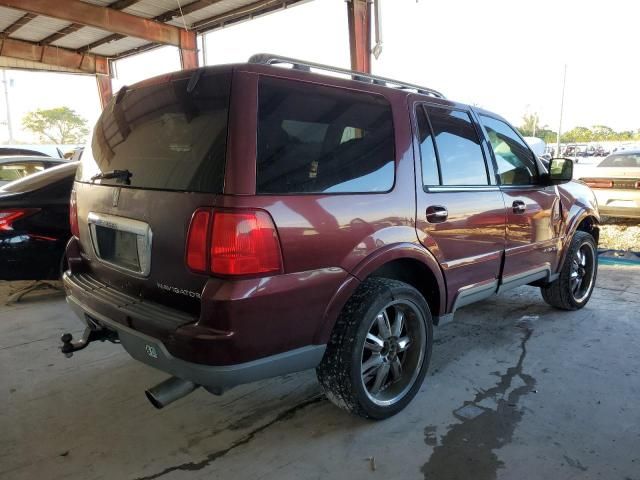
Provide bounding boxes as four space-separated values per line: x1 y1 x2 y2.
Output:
584 179 613 188
211 211 283 276
186 209 211 273
0 208 40 231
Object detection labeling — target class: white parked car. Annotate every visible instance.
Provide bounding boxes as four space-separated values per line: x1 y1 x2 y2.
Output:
578 150 640 219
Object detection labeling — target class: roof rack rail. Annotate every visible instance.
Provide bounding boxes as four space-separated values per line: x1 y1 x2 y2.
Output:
248 53 445 99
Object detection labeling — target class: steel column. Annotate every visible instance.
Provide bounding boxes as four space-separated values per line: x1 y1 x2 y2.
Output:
346 0 371 73
179 30 198 70
95 57 112 109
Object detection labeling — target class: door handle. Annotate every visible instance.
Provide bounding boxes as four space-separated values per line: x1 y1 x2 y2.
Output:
512 200 526 214
426 205 448 223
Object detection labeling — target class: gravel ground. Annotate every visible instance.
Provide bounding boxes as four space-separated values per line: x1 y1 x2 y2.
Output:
599 218 640 251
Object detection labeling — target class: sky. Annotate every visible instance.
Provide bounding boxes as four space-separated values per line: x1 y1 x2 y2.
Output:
1 0 639 144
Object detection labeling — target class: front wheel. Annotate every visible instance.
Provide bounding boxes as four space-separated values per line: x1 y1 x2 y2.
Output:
316 278 432 419
541 231 598 310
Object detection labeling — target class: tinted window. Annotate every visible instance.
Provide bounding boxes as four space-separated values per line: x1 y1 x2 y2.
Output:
1 162 78 193
415 106 439 186
426 106 488 185
78 71 231 193
257 77 395 194
599 153 640 168
0 162 45 182
480 115 538 185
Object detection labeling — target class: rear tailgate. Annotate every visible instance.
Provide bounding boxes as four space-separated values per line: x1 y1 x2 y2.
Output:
73 67 232 317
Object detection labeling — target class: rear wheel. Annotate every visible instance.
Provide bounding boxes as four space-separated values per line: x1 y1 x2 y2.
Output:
541 231 597 310
316 277 432 419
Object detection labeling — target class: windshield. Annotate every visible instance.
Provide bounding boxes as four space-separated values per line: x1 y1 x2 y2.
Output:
77 70 231 193
599 153 640 168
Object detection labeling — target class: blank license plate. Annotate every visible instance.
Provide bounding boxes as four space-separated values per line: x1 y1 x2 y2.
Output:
95 226 140 271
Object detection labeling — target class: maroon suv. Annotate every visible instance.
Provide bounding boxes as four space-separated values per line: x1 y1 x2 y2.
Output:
62 55 599 419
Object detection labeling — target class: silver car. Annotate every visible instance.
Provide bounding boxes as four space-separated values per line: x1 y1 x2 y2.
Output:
578 150 640 218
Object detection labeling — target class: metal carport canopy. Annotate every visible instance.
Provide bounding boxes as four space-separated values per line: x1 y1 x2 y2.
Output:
0 0 372 107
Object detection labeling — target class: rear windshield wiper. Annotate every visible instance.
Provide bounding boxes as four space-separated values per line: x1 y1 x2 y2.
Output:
90 169 132 184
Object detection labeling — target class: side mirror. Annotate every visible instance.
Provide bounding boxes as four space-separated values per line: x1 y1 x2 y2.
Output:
548 157 573 184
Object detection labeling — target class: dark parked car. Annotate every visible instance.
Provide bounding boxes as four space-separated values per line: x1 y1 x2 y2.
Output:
62 55 600 419
0 144 63 158
0 156 67 186
0 162 77 280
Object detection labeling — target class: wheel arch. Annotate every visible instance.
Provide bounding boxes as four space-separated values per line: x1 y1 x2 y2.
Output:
558 211 600 270
314 243 447 344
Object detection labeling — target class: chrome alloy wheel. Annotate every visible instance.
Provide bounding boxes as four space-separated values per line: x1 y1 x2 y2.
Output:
360 299 426 406
571 241 596 302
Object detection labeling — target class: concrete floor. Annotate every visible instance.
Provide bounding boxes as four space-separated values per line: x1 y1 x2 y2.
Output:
1 265 639 480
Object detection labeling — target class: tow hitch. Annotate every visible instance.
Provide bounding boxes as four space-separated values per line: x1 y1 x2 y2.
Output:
60 323 119 357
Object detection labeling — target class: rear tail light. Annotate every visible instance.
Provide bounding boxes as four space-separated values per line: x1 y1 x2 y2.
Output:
0 208 40 231
69 189 80 238
583 179 613 189
635 181 640 189
186 209 211 273
186 209 283 277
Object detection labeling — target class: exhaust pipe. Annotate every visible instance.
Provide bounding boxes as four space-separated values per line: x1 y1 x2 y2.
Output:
145 377 199 409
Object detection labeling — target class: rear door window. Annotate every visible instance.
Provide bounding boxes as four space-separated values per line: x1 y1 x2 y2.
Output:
599 154 640 167
425 106 488 186
256 77 395 194
77 71 231 193
0 162 46 182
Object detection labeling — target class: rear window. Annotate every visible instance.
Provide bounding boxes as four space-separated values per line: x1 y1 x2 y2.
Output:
599 154 640 168
1 162 78 193
0 162 46 182
256 77 395 194
77 70 231 193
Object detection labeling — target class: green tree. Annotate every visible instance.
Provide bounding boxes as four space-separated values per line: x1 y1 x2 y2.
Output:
591 125 615 141
562 126 593 143
519 112 540 137
22 107 89 144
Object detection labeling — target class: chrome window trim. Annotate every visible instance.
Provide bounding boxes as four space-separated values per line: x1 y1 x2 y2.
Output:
426 186 501 193
87 212 153 277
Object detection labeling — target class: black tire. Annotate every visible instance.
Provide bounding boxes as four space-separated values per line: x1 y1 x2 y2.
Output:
541 231 598 310
316 277 432 420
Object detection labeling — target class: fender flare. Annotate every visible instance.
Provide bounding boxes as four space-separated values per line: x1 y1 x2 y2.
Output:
313 243 447 344
558 208 599 269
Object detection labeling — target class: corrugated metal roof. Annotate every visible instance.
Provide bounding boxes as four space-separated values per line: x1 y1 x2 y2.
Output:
123 0 182 20
166 0 260 28
0 6 25 32
50 25 113 50
0 0 310 62
90 35 148 56
8 15 70 42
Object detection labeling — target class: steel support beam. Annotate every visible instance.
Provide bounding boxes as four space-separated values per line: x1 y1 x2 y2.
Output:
96 68 113 109
0 0 182 47
346 0 371 73
0 37 109 74
179 30 198 70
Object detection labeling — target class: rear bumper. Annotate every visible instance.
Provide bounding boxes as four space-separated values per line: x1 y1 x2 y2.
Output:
597 206 640 219
593 189 640 218
66 287 325 391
